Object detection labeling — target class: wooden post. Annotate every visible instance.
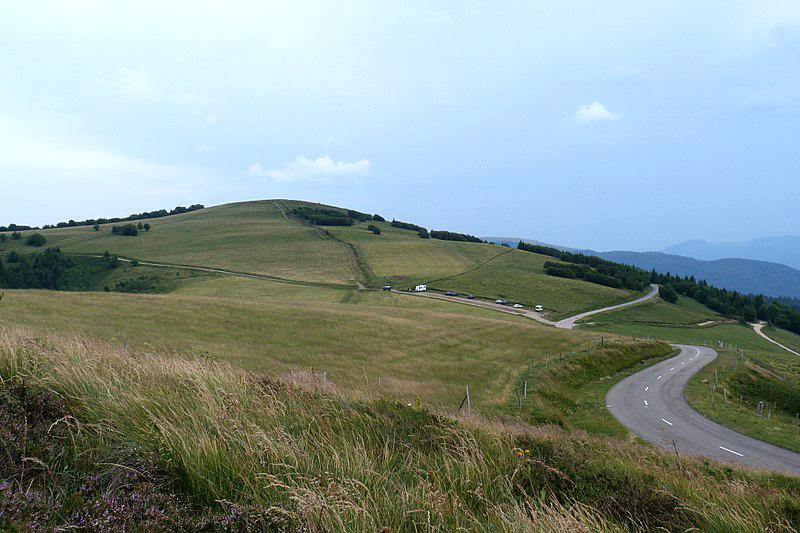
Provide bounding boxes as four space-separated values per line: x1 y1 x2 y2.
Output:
524 379 528 399
466 384 471 413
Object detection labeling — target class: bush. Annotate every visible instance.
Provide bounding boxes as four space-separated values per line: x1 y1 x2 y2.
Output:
92 224 100 231
372 214 385 222
0 234 6 242
6 251 20 263
137 222 144 230
25 233 46 247
367 224 381 235
143 223 151 232
111 224 138 236
658 285 678 303
11 232 21 240
418 229 430 239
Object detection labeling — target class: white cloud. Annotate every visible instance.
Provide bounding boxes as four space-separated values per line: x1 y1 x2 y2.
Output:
205 113 219 124
175 91 210 107
110 66 157 101
247 155 372 183
246 161 265 176
425 9 451 24
573 102 621 122
195 143 214 154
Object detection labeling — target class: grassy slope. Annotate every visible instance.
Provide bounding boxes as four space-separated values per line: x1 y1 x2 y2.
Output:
3 198 649 319
2 330 798 532
323 216 641 319
0 286 605 412
766 326 800 354
5 201 356 285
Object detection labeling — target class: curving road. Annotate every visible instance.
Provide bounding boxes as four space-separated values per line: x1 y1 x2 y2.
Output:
606 344 800 475
752 322 800 356
554 283 659 329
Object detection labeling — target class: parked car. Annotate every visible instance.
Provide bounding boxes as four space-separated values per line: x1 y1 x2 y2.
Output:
467 294 476 299
445 291 458 296
382 285 392 291
495 299 508 305
513 303 524 309
534 305 544 312
414 284 427 292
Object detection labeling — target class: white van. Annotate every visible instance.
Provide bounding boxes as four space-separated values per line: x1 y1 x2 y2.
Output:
534 305 544 312
414 284 427 292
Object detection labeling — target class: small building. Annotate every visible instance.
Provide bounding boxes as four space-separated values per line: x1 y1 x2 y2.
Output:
415 284 427 292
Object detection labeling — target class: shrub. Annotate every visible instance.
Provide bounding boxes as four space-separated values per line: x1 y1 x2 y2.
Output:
137 222 144 230
418 229 430 239
429 230 484 243
11 232 21 240
111 224 138 236
25 233 46 247
6 251 20 263
372 214 385 222
367 224 381 235
92 224 100 231
0 234 6 242
143 223 151 232
391 220 426 232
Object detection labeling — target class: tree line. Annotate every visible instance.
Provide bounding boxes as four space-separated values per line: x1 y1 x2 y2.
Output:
650 271 800 334
292 206 386 227
518 241 800 334
518 242 650 291
429 230 485 243
1 204 203 233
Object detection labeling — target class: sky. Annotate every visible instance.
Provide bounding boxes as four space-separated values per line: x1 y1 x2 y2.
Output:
1 0 798 251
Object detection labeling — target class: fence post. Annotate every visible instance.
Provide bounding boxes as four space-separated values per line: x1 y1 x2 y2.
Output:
466 384 471 413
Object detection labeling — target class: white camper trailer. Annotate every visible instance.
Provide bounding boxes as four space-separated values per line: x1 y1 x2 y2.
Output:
414 284 427 292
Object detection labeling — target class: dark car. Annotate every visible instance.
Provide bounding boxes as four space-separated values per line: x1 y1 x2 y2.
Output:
467 294 476 299
382 285 392 291
445 291 458 296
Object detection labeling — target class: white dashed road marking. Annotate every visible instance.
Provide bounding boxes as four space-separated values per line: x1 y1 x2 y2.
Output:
656 375 662 380
644 400 648 406
661 418 673 426
718 446 743 457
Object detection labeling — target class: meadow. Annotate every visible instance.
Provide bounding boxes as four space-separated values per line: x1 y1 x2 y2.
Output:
2 329 799 531
0 284 605 412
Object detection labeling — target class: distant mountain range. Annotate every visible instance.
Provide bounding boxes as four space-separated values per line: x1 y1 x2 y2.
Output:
484 237 800 299
663 236 800 271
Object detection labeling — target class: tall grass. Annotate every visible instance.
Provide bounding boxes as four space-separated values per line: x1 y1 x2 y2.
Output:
1 329 798 531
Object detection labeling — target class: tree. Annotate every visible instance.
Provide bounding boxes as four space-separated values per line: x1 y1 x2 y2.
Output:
367 224 381 235
658 284 678 303
143 223 151 232
418 229 430 239
372 214 385 222
93 224 100 231
25 233 46 247
137 222 144 230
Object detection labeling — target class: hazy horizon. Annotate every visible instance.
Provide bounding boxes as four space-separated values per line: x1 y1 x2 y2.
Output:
2 1 798 251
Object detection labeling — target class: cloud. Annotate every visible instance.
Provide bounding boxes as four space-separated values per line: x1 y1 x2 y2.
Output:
573 102 621 122
175 91 210 107
109 66 157 101
195 143 214 154
205 114 219 124
247 155 371 182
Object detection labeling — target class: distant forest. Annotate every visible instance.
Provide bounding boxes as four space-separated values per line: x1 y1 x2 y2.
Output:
520 241 800 334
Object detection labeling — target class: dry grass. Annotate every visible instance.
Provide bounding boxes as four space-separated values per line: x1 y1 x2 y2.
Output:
1 328 799 531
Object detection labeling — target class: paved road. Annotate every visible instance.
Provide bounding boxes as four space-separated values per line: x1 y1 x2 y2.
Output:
554 284 659 329
752 322 800 356
606 344 800 475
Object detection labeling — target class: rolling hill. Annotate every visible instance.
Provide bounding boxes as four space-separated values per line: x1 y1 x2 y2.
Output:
665 236 800 271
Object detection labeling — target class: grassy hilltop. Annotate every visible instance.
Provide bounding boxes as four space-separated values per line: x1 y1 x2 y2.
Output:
2 199 643 318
